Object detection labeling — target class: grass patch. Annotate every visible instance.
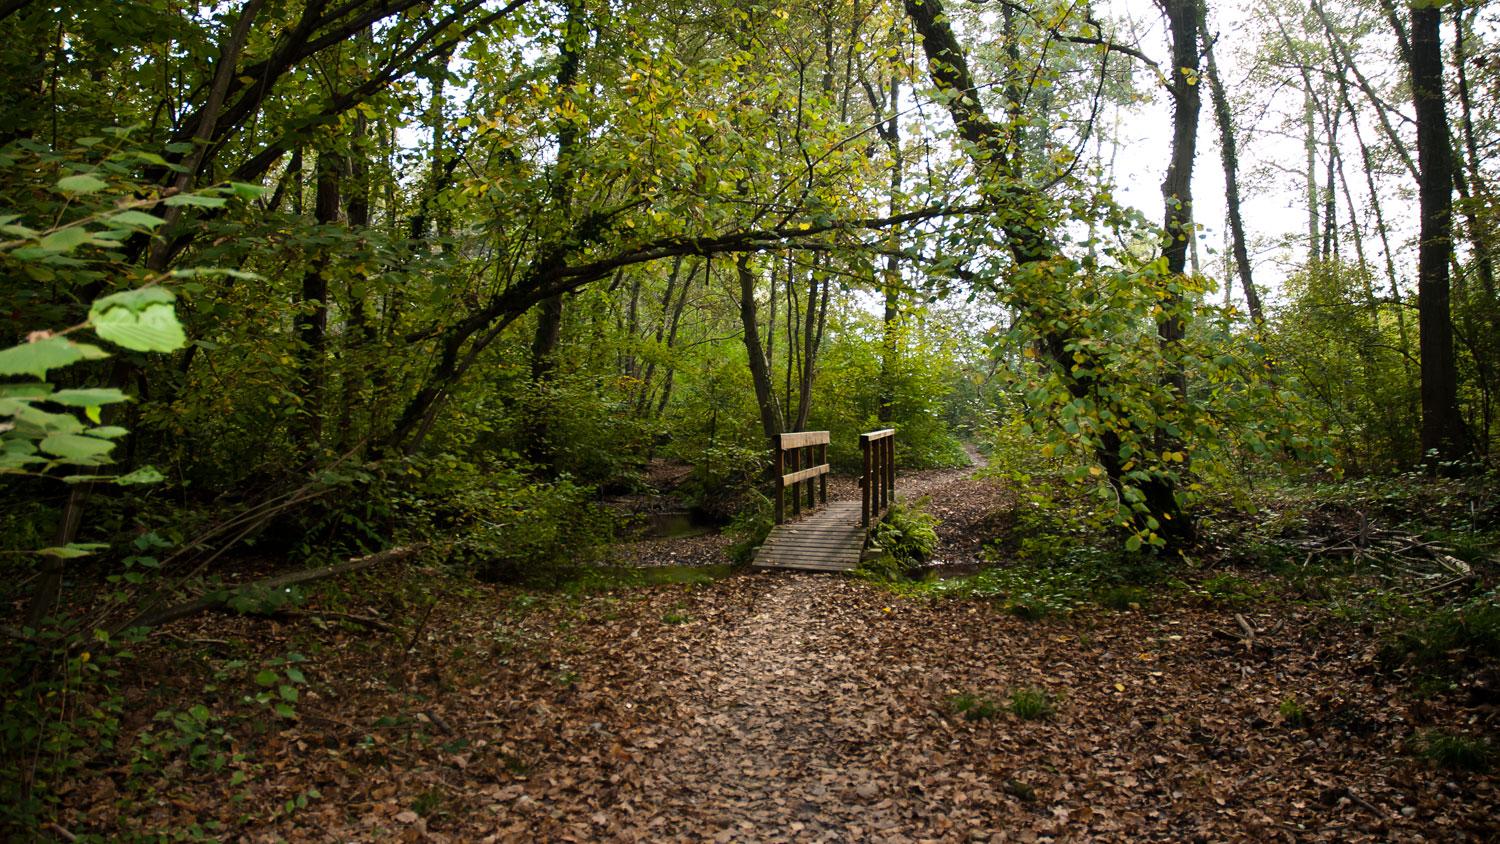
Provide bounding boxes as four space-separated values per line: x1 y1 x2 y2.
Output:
1418 729 1493 771
1278 697 1307 728
950 693 1000 721
1009 687 1055 721
1379 599 1500 676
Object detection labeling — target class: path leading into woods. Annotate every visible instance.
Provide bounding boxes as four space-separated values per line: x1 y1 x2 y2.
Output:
78 449 1495 843
624 575 923 841
601 452 996 840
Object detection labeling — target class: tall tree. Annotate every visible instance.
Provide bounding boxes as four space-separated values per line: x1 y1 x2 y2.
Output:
1198 0 1263 323
1402 1 1468 462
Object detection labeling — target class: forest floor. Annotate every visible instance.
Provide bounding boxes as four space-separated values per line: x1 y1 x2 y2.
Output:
46 464 1500 843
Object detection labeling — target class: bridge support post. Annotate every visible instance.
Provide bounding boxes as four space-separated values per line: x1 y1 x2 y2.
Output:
860 428 896 527
773 434 785 525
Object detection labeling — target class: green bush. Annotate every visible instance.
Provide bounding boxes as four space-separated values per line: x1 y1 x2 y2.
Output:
1379 597 1500 676
393 454 616 586
858 499 940 582
725 490 774 565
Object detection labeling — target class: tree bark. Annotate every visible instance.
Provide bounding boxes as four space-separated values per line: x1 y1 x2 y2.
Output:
1407 5 1467 463
904 0 1192 544
1197 3 1261 322
297 151 340 447
739 254 786 440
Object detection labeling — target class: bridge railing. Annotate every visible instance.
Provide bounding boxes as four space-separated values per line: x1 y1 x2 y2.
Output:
772 430 830 524
860 428 895 527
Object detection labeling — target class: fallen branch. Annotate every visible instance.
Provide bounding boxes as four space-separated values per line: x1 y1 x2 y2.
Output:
269 609 399 633
115 544 427 634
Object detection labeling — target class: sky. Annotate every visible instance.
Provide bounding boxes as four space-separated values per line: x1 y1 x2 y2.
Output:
1089 0 1437 310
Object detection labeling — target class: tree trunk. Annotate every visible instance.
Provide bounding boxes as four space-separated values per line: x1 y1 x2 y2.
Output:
297 151 340 447
1158 0 1201 401
904 0 1191 545
1198 3 1262 322
1407 5 1467 463
738 254 786 439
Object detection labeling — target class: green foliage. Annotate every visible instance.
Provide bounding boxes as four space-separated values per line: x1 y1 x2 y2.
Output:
395 454 616 586
0 629 133 836
725 490 774 566
872 500 940 562
1008 687 1056 721
1192 573 1268 609
950 693 1000 721
810 313 969 470
1379 597 1500 676
1278 697 1307 728
1100 585 1151 611
1417 729 1493 771
1265 260 1421 471
974 244 1335 549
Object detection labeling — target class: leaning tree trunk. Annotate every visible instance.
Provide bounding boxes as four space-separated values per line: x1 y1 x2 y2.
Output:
903 0 1192 545
738 254 786 439
1199 0 1263 323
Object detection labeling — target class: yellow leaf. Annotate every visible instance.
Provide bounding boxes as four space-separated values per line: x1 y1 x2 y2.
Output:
1113 683 1125 692
1089 466 1102 476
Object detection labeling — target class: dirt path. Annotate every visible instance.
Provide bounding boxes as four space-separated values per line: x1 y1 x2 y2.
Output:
621 576 906 842
68 458 1496 843
608 462 999 841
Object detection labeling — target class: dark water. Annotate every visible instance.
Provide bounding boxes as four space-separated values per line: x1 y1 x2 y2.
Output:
641 510 719 539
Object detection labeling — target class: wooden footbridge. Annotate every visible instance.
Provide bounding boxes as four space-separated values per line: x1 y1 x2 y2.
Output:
751 429 896 572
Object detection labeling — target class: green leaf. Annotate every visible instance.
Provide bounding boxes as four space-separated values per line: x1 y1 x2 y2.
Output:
56 174 110 194
90 286 175 313
86 425 129 438
284 666 306 684
163 193 227 208
14 403 85 434
279 685 299 702
38 226 93 254
1125 535 1142 552
170 267 262 281
38 542 109 558
254 669 277 686
0 336 110 379
114 466 164 485
108 210 166 229
273 702 297 719
40 433 116 462
49 388 130 407
227 182 268 199
92 302 186 352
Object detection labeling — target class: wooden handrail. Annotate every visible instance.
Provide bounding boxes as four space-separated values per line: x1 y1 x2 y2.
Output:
860 428 895 527
772 430 830 524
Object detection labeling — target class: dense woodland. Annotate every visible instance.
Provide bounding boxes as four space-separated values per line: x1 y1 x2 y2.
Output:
2 0 1498 840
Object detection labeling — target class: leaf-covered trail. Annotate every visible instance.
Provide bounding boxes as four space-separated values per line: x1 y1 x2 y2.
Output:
59 464 1497 843
622 576 913 842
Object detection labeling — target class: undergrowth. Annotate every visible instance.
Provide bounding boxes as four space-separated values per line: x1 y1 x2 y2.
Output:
855 499 939 583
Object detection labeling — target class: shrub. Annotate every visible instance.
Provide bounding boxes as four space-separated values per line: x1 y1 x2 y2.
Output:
859 499 940 582
725 490 774 565
1379 597 1500 676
